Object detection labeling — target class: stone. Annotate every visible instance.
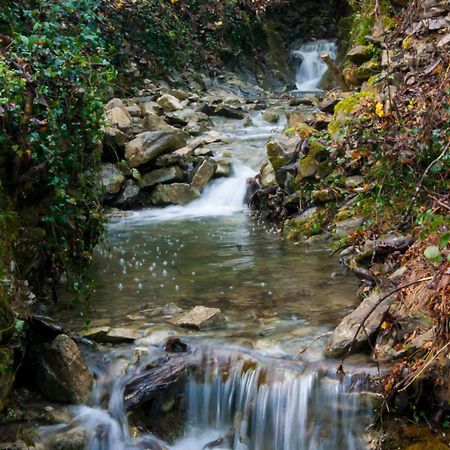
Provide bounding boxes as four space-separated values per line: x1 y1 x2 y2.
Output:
262 109 280 123
170 306 225 330
125 105 142 117
101 163 125 196
194 147 213 157
168 89 190 100
112 179 140 208
44 426 86 450
125 130 187 168
80 327 141 343
140 166 184 188
266 135 302 170
311 189 335 203
333 217 364 239
191 159 217 191
215 159 232 177
324 291 394 358
139 101 162 116
0 348 13 412
346 45 374 65
344 175 365 188
243 116 253 127
287 109 309 128
150 183 200 206
104 106 132 130
102 127 128 148
156 94 183 112
32 334 93 404
212 105 245 119
261 162 276 187
154 153 193 168
356 61 380 83
142 113 175 132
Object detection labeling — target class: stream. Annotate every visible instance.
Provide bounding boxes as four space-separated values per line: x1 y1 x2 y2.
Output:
43 42 376 450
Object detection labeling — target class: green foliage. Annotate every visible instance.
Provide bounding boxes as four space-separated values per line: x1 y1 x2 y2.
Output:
0 0 115 299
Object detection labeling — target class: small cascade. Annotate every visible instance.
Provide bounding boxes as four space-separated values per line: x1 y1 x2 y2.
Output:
180 348 372 450
294 40 337 92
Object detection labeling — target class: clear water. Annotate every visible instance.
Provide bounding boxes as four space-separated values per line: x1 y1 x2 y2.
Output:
44 97 373 450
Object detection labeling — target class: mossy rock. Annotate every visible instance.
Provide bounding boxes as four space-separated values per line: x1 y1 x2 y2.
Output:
284 207 328 239
356 60 381 82
296 140 330 183
0 347 14 413
328 91 377 137
284 123 315 139
346 44 374 65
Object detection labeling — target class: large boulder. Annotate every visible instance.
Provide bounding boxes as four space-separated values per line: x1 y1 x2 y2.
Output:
324 291 394 358
142 113 176 132
150 183 200 206
32 334 93 404
104 99 132 130
191 159 217 191
125 130 187 168
140 166 184 188
102 127 128 149
157 94 183 112
111 179 140 209
266 135 302 170
100 163 125 197
169 306 225 330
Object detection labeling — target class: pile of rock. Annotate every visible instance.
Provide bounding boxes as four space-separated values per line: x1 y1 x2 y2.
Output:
100 90 240 209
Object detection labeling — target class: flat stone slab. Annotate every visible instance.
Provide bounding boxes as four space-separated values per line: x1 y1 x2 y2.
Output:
169 306 225 330
81 327 141 343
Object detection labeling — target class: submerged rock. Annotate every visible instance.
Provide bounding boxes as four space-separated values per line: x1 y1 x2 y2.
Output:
125 130 187 168
32 334 93 404
170 306 225 330
324 291 394 358
150 183 200 206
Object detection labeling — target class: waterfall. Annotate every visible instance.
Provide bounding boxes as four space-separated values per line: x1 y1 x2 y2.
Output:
179 348 372 450
294 40 337 92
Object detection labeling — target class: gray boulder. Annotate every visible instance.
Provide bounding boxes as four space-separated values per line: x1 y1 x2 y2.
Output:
215 159 232 177
125 130 187 168
213 105 245 119
157 94 183 112
102 127 128 149
32 334 93 404
112 179 140 208
324 291 394 358
266 135 302 170
150 183 200 206
140 166 184 188
191 159 217 191
101 163 125 197
142 113 175 132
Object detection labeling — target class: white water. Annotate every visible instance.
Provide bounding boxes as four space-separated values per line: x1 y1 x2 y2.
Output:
110 112 285 227
294 40 337 91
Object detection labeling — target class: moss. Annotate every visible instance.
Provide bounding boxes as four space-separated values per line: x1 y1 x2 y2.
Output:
328 91 377 136
284 209 328 239
266 142 285 171
284 123 315 139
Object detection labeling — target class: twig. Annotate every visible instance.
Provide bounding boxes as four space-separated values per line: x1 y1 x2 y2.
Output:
397 341 450 393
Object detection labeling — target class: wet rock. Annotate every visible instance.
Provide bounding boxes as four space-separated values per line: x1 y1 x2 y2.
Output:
101 163 125 196
156 94 183 112
150 183 200 206
262 109 280 123
193 147 213 157
111 179 140 208
0 347 14 412
102 127 128 149
140 166 184 188
212 104 245 119
30 315 64 340
125 130 187 168
164 336 188 353
183 112 213 136
324 291 394 358
170 306 225 330
45 426 86 450
214 159 232 177
243 116 253 127
81 327 141 343
191 159 217 191
32 334 93 404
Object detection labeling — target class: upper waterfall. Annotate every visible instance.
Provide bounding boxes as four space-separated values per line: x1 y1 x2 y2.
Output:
294 40 337 92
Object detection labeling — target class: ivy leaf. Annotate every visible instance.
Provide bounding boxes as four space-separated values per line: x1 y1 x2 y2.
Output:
424 245 443 264
15 319 25 332
439 231 450 249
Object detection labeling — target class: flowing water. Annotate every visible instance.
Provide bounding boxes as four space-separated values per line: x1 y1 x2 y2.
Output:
294 41 337 91
43 45 376 450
